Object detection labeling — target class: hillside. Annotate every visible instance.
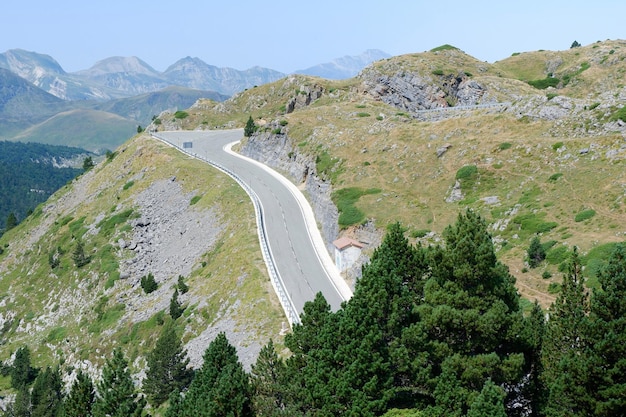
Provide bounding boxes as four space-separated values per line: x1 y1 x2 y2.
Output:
0 40 625 414
155 40 626 308
0 134 285 392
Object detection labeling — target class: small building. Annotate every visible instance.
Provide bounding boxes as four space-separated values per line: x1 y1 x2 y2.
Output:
333 237 364 272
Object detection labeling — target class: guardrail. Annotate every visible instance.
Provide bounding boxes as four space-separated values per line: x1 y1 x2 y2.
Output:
151 133 301 326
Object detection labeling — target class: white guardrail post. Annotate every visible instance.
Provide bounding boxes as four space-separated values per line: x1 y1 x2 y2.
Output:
151 133 301 327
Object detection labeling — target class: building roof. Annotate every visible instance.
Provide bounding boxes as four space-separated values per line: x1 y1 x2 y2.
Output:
333 237 364 250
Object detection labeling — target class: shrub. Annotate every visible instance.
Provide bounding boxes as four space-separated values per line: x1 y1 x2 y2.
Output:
542 270 553 279
174 110 189 119
552 142 564 151
190 195 201 205
141 273 158 294
279 119 288 126
548 173 563 182
498 142 512 150
430 44 458 52
123 180 134 190
332 187 381 228
528 77 560 89
610 106 626 123
356 112 371 117
546 245 570 265
271 128 282 134
410 229 430 239
546 93 558 100
574 209 596 222
431 69 444 76
456 165 478 180
548 282 561 294
588 102 600 110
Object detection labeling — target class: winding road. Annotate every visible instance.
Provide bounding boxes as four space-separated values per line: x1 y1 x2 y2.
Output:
153 129 352 323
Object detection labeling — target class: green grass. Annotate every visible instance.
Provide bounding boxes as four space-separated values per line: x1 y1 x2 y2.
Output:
123 180 134 190
316 150 343 183
332 187 382 228
430 44 459 52
582 242 621 287
190 195 202 205
97 209 134 237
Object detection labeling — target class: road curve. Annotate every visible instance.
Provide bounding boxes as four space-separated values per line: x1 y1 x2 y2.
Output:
154 129 352 321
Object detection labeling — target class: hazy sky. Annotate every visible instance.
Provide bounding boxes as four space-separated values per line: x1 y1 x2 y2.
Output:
1 0 624 73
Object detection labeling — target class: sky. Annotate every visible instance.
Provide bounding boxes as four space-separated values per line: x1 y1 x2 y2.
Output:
1 0 624 74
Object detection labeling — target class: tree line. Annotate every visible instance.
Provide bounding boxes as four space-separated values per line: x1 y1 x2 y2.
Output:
2 210 625 416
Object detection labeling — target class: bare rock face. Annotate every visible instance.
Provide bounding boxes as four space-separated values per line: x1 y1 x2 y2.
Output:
285 83 325 113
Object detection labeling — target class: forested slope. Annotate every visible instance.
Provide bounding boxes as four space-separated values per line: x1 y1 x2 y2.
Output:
0 141 87 230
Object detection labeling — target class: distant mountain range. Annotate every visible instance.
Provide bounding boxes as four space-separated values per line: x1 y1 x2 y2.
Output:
0 48 389 151
0 49 389 99
295 49 391 79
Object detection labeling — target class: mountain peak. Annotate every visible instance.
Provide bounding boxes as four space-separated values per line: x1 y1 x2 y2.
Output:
77 56 159 77
295 49 391 79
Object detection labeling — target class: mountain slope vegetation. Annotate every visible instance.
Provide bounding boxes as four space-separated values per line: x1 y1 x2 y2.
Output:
157 39 626 307
1 39 625 416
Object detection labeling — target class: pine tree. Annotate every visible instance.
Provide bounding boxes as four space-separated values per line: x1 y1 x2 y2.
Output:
62 369 95 417
467 379 507 417
11 346 37 390
177 275 189 294
182 332 252 417
587 243 626 416
244 116 256 137
72 241 90 268
250 339 288 415
169 289 183 320
541 248 593 416
143 320 193 407
6 212 18 231
140 272 158 294
82 157 94 171
30 366 63 417
163 391 183 417
527 235 546 268
93 348 145 417
404 210 529 414
11 385 32 417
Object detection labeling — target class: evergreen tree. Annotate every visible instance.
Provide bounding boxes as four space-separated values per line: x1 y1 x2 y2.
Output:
587 243 626 416
163 391 183 417
169 289 183 320
177 275 189 294
82 157 94 171
93 348 145 417
541 248 593 416
72 241 90 268
143 320 193 407
181 332 252 416
11 385 32 417
283 293 343 415
140 272 158 294
11 346 38 390
467 379 507 417
250 339 288 416
527 235 546 268
30 366 63 417
62 369 95 417
244 116 256 137
6 212 18 231
403 210 529 414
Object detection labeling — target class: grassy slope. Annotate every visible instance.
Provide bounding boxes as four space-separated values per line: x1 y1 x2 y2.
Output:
0 133 284 390
156 40 626 309
11 109 138 152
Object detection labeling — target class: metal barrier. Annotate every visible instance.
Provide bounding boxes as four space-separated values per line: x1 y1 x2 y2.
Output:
151 133 301 326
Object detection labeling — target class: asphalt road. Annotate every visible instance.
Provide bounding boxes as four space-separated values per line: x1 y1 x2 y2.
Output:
155 129 350 316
